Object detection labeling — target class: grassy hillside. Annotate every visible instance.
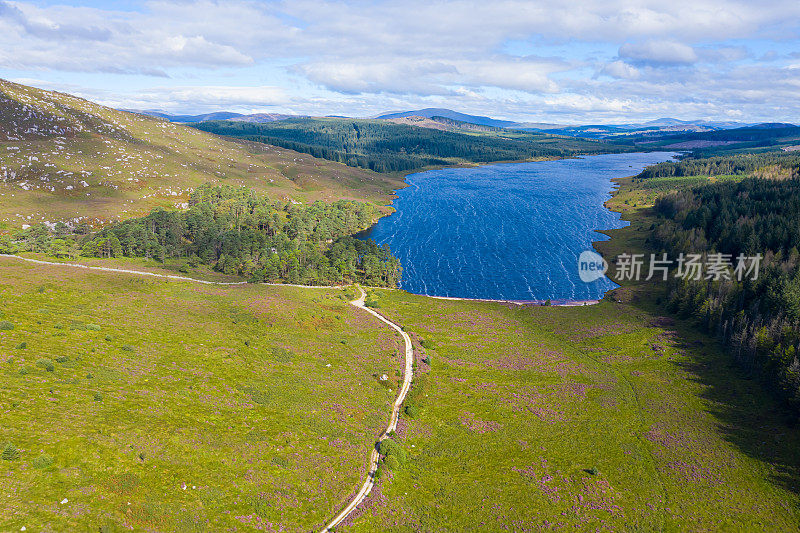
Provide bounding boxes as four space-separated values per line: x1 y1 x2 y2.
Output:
0 80 403 229
0 258 408 532
192 117 627 173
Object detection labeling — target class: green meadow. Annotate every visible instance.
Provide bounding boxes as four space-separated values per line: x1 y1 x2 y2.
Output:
344 282 800 531
0 258 407 532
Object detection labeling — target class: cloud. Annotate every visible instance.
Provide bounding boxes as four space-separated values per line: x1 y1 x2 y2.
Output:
2 0 800 122
619 40 699 65
599 60 640 79
0 0 112 41
296 56 563 95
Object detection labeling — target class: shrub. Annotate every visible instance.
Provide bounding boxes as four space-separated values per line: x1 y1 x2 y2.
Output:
86 324 101 331
384 455 400 470
55 356 68 363
36 358 54 372
104 335 112 342
32 454 53 469
586 467 599 476
378 438 407 465
0 321 14 330
404 404 419 418
1 443 19 461
18 366 29 375
94 392 103 402
121 345 134 352
15 342 26 349
271 456 289 468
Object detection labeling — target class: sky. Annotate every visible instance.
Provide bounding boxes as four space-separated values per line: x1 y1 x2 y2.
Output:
1 0 799 124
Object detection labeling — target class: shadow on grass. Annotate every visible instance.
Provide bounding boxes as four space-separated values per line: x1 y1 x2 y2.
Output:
632 292 800 498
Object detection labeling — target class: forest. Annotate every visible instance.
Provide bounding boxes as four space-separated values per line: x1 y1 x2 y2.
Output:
650 177 800 413
0 184 401 287
192 117 620 173
636 152 800 180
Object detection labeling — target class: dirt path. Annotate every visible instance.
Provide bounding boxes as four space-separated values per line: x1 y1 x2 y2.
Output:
1 255 415 532
320 287 414 532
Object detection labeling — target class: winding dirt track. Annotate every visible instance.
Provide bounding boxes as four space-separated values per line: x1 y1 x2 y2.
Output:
1 255 416 531
320 288 414 532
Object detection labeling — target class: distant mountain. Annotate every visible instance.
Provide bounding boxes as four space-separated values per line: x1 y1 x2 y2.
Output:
132 110 297 124
375 108 517 128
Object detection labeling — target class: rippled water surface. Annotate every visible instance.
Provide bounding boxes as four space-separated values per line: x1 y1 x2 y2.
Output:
359 152 677 300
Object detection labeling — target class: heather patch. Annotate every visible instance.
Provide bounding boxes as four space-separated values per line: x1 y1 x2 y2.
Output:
459 411 503 433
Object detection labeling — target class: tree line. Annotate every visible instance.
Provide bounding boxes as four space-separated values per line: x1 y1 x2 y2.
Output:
193 117 618 173
1 184 402 287
651 177 800 413
635 152 800 180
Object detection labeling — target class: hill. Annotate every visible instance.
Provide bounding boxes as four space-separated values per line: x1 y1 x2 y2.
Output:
631 124 800 154
135 110 299 124
0 79 403 229
192 117 627 173
375 108 517 128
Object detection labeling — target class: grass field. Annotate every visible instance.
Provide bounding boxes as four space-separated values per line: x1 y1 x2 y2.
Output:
0 79 404 229
340 290 800 531
0 257 408 532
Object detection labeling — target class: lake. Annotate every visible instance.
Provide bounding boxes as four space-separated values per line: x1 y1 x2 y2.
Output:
358 152 678 301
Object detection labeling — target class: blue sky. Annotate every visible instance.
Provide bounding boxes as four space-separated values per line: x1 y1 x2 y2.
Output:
1 0 799 124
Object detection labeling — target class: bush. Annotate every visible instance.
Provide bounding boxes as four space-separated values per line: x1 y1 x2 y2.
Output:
384 455 400 470
404 404 419 418
32 454 53 469
55 356 68 363
94 392 103 402
36 358 54 372
121 345 134 352
378 438 407 465
18 366 28 375
1 443 19 461
15 342 26 349
86 324 101 331
0 321 14 330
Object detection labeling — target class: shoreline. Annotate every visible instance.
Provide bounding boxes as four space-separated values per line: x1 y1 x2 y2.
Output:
427 294 600 307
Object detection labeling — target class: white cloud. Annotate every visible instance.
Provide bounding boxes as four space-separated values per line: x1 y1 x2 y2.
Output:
1 0 800 122
619 40 699 65
599 61 640 79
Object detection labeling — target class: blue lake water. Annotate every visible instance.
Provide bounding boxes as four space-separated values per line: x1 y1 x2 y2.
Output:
359 152 677 301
